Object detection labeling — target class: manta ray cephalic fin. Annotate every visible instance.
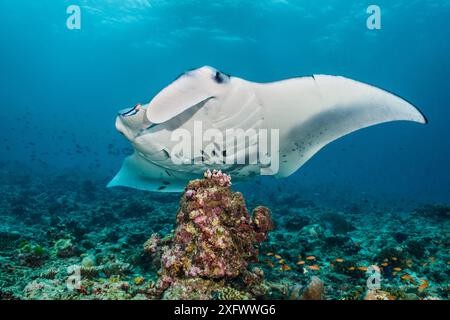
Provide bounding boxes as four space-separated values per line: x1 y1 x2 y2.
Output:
107 153 191 192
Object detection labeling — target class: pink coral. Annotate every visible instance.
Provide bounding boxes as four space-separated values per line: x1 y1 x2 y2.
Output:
252 206 274 242
185 189 196 198
203 169 232 187
143 233 160 254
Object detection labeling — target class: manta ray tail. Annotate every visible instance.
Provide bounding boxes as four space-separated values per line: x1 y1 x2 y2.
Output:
256 75 427 178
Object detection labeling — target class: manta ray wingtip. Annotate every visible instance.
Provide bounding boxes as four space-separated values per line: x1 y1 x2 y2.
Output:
418 109 429 124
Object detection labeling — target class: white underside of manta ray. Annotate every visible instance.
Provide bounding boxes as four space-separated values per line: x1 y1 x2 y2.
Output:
108 66 427 192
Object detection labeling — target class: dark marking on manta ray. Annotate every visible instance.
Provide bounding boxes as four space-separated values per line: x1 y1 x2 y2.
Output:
158 186 166 190
200 149 212 162
214 71 230 84
162 181 170 185
162 149 170 159
165 170 172 176
214 71 223 83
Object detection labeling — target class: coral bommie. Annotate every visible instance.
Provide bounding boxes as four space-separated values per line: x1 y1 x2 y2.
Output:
161 170 273 280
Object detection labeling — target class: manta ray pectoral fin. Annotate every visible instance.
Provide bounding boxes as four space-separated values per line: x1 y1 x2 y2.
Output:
258 75 427 178
107 153 186 192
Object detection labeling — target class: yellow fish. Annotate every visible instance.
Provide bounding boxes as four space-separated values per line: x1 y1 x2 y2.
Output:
280 264 291 271
418 279 429 291
308 265 320 271
358 266 368 272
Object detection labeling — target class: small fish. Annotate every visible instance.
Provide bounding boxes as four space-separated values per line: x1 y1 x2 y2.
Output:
306 256 316 260
280 264 291 271
335 258 344 263
347 267 355 271
358 266 368 271
381 262 389 267
266 252 274 256
391 257 398 261
393 267 402 271
266 261 274 268
308 265 320 271
401 274 412 280
278 259 285 264
274 254 282 259
418 279 429 291
401 274 416 284
296 260 305 265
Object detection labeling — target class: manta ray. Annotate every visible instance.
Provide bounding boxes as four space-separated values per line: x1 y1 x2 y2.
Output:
108 66 427 192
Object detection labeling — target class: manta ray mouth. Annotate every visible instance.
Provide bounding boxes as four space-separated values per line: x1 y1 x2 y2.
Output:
119 103 142 117
115 103 149 141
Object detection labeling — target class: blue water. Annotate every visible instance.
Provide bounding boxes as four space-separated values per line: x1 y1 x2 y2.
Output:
1 0 449 203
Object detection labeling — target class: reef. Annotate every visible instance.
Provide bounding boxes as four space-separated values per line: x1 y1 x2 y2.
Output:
0 164 448 300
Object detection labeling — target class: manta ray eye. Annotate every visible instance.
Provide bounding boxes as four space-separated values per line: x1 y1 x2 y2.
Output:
213 71 229 84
